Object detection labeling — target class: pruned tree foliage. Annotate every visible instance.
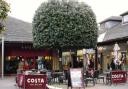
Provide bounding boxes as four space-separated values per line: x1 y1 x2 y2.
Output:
32 0 98 50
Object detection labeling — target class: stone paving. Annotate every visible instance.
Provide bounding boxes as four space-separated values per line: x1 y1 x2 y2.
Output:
51 83 128 89
0 77 16 89
0 76 128 89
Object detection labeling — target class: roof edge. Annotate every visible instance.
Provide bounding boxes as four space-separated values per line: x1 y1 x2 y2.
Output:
120 11 128 16
99 16 122 24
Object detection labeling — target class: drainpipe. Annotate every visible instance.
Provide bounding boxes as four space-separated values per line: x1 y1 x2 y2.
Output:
1 36 4 79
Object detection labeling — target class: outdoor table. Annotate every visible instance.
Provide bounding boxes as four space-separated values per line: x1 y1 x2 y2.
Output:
17 73 47 89
52 72 63 83
52 72 63 75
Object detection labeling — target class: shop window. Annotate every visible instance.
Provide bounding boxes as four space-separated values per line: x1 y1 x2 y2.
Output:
4 56 19 74
44 56 52 70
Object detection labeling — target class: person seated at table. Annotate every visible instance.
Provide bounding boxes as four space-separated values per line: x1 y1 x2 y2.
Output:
18 59 24 71
67 68 71 89
87 67 94 76
88 59 94 69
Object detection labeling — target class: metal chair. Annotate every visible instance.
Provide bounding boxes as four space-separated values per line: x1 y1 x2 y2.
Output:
47 71 53 85
106 72 112 85
84 70 95 87
95 70 105 83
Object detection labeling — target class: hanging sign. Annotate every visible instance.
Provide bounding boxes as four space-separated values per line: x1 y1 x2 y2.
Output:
86 49 95 54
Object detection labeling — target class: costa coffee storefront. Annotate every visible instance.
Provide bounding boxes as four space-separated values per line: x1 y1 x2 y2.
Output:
0 42 56 75
0 16 61 77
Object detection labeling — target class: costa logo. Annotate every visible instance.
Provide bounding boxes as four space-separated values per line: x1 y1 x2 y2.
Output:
112 74 124 78
27 78 44 83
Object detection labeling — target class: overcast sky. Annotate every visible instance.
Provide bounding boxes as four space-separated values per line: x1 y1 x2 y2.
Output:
6 0 128 23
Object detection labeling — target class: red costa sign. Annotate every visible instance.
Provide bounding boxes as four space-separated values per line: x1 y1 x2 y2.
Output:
111 71 127 84
112 74 124 78
25 75 47 89
27 78 44 83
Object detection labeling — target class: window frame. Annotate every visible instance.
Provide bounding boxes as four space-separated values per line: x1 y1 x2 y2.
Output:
122 14 128 24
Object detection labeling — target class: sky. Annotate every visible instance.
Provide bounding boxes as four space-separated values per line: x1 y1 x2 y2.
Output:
6 0 128 23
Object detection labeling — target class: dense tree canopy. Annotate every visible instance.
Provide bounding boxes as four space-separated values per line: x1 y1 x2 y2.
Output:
32 0 98 50
0 0 10 33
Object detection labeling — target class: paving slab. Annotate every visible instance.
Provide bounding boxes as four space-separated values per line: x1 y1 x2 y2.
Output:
0 77 128 89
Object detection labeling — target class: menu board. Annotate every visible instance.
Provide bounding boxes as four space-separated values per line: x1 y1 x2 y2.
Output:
70 68 84 88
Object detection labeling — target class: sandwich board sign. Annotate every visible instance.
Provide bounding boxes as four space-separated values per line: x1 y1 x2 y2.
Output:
70 68 84 89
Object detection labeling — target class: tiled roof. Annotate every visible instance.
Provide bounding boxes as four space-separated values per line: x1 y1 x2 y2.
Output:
103 23 128 42
3 16 33 42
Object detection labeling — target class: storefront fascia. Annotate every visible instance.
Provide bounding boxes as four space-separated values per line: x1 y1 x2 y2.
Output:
0 44 58 76
99 42 128 71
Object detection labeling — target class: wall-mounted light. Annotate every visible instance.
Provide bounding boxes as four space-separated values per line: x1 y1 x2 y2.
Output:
8 56 11 60
98 46 106 53
126 41 128 44
82 49 86 54
59 58 62 61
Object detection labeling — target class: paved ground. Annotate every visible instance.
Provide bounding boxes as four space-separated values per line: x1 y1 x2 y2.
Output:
51 83 128 89
0 77 16 89
0 76 128 89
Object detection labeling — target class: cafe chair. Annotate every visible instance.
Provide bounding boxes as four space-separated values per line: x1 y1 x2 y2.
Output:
106 72 112 85
98 74 104 83
51 71 57 83
58 72 67 84
51 70 64 84
47 71 53 85
95 70 104 83
84 70 95 87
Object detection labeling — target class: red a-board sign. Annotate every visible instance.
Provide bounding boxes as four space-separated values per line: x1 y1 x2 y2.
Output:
17 74 47 89
111 71 127 84
24 74 47 89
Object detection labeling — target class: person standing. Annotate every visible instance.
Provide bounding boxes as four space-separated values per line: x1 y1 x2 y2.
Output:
107 63 110 70
110 58 115 70
23 60 29 70
37 57 44 70
88 59 94 69
18 59 24 71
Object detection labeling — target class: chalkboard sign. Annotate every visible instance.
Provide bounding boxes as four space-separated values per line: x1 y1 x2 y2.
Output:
70 68 84 88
